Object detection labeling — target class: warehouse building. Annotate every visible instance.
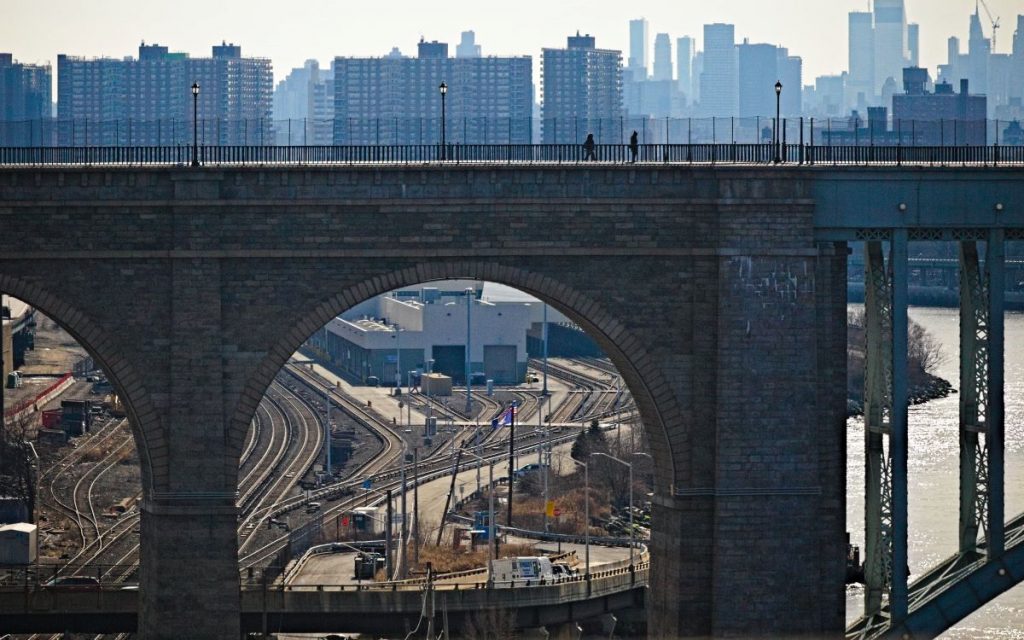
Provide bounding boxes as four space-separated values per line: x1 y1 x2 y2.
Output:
311 287 532 385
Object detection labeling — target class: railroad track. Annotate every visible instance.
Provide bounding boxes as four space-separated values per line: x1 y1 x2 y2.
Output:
37 417 127 550
238 381 324 555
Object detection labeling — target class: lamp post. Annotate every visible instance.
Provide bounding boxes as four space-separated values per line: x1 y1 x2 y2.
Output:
465 288 472 414
392 323 402 393
564 456 590 579
359 485 394 579
591 452 634 568
439 82 448 160
774 80 782 164
191 82 200 167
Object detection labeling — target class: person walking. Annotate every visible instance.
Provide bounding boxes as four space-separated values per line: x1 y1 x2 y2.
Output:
629 130 639 163
583 133 597 161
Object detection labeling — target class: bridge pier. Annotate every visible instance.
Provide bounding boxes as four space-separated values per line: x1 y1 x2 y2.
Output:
139 500 240 639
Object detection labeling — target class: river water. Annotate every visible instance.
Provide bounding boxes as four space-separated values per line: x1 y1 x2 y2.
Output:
846 306 1024 636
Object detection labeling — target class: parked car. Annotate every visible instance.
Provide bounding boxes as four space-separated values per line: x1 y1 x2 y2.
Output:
44 576 100 589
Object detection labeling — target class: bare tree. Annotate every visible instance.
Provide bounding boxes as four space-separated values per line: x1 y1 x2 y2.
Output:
0 412 38 522
462 607 516 640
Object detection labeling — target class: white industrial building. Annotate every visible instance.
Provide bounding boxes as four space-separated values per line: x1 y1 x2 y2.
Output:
312 285 535 385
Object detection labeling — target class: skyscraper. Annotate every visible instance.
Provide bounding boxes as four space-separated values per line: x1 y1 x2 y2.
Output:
777 48 803 117
676 36 695 103
908 23 920 67
628 19 649 81
334 37 532 145
873 0 909 97
967 8 991 98
541 33 622 143
848 11 875 108
0 53 52 146
737 41 778 118
653 34 673 82
699 23 738 116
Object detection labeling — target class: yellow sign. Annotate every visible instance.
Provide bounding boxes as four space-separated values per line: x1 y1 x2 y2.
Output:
545 500 556 517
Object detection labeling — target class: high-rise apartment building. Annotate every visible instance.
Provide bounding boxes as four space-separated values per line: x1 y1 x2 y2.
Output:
676 36 695 103
893 73 986 144
333 37 532 145
273 60 334 144
848 11 875 109
652 34 673 82
0 53 52 146
873 0 909 98
628 19 649 81
699 23 738 116
541 33 622 143
57 42 272 145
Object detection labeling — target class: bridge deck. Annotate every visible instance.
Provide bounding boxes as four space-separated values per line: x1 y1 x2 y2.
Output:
0 564 648 634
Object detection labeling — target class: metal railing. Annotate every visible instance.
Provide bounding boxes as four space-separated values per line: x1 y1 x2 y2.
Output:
2 142 1023 167
0 116 1020 147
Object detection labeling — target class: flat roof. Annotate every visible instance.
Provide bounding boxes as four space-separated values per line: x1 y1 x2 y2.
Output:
0 523 36 533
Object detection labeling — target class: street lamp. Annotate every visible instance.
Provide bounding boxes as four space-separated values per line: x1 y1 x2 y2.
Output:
358 485 394 580
439 82 448 160
392 323 402 393
191 82 200 167
591 452 634 568
774 80 783 164
564 455 590 579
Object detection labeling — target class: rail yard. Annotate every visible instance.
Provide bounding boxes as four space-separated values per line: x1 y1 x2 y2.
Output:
1 308 651 639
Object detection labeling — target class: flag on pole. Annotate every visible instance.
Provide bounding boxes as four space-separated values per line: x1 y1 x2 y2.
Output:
498 403 517 426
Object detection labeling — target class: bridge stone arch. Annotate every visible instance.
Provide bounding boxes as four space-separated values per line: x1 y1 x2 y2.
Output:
228 260 680 494
0 273 160 494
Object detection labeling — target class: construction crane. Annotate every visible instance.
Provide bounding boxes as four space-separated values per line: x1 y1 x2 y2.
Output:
978 0 1002 52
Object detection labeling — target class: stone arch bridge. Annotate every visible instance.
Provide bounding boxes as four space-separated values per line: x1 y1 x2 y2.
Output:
0 164 1020 638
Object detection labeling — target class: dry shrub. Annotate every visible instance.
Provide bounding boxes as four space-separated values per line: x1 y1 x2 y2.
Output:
462 607 516 640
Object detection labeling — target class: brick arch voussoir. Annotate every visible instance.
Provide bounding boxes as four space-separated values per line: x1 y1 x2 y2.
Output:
0 274 162 494
228 260 680 489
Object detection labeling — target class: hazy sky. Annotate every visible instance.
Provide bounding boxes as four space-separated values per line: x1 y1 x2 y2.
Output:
2 0 1020 92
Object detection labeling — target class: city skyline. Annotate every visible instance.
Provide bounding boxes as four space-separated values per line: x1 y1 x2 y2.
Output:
2 0 1020 93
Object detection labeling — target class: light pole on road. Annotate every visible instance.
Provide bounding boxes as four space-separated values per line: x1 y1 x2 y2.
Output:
591 452 634 568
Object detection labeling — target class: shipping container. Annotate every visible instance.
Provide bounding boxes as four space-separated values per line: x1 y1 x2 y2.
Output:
41 409 62 429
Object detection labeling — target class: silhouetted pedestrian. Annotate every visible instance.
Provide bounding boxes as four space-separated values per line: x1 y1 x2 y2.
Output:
583 133 597 161
629 130 639 163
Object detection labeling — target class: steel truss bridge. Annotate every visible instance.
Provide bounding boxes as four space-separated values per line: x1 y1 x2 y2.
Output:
818 166 1022 638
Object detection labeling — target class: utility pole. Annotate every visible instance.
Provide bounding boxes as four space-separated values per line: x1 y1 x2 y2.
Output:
465 288 473 414
542 303 549 396
323 385 331 477
400 448 408 578
385 488 393 579
506 403 516 527
413 447 420 567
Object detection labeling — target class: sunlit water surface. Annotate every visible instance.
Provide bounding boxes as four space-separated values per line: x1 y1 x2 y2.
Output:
846 307 1024 638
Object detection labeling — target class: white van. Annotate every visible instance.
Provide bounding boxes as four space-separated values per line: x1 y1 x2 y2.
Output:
488 556 555 587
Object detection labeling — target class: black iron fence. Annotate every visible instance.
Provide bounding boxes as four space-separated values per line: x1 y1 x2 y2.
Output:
0 116 1021 148
0 563 139 588
1 142 1023 166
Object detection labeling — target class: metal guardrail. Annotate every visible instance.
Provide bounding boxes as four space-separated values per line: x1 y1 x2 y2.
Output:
1 143 1023 167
